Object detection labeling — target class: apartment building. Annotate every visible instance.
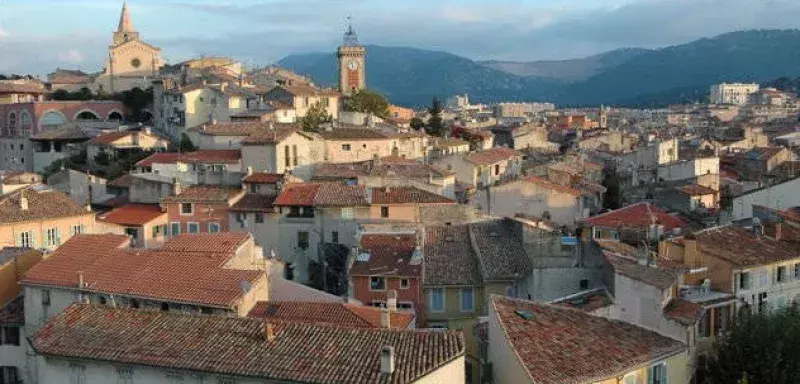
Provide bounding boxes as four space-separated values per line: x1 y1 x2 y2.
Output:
161 186 245 235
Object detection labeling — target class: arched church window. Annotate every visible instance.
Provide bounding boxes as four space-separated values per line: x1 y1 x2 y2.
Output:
40 111 67 127
7 112 17 136
20 111 32 137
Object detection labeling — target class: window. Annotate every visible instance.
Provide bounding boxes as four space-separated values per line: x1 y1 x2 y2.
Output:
623 371 642 384
778 266 787 283
342 144 351 151
738 272 751 290
380 206 389 218
460 288 474 312
218 377 236 384
0 326 19 346
494 164 500 175
188 222 200 234
297 231 309 250
249 184 258 193
152 225 160 239
284 146 291 168
45 227 59 247
429 288 445 312
759 270 769 287
331 231 339 244
649 363 667 384
71 225 83 236
370 276 386 291
117 367 134 384
253 213 264 224
292 145 298 166
41 290 50 306
758 292 768 313
70 364 86 384
180 203 193 215
341 207 354 220
209 223 220 233
580 279 589 290
0 367 18 384
795 263 800 279
18 231 33 248
400 278 410 289
171 222 181 236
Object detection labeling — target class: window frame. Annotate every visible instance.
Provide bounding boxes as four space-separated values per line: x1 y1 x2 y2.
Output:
370 276 386 291
255 213 264 224
400 278 410 289
460 287 475 312
208 222 221 234
170 222 181 236
380 206 390 218
429 288 445 313
180 203 194 216
342 144 351 151
187 222 200 234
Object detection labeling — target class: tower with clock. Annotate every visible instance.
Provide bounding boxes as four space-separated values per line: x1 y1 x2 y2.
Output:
337 18 366 97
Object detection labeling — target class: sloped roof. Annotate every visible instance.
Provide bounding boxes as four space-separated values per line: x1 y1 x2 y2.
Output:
34 304 463 384
469 219 533 281
491 295 686 384
96 204 165 226
583 202 689 232
248 301 414 330
243 172 284 184
369 187 454 205
350 234 421 278
135 150 241 167
0 185 91 225
195 122 301 137
694 226 800 267
229 194 278 213
465 147 519 165
89 131 132 145
274 183 367 207
424 225 482 286
160 186 243 203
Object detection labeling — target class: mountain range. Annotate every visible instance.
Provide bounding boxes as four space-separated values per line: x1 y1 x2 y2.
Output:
277 29 800 108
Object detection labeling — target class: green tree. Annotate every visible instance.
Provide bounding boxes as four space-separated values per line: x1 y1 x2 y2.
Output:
601 169 622 210
51 89 71 100
410 117 425 131
301 102 333 132
179 133 197 152
704 306 800 384
426 97 445 137
344 89 390 118
114 87 153 122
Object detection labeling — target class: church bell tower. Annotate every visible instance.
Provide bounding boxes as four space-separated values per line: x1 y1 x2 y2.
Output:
337 17 366 97
112 1 139 46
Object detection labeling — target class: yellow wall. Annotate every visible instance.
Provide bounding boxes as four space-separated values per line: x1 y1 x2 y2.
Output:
0 249 43 304
0 213 97 250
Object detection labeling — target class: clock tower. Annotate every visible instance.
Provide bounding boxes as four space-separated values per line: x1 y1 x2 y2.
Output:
337 18 366 96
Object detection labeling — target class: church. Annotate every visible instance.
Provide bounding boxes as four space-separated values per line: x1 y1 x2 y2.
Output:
91 1 164 93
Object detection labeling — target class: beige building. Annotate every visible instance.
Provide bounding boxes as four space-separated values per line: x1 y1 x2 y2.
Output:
710 83 760 105
153 81 251 139
433 147 522 188
86 128 168 165
0 185 97 251
240 124 322 179
487 295 689 384
92 2 164 93
263 84 340 119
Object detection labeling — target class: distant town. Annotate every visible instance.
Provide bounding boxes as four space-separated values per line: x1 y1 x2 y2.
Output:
0 2 799 384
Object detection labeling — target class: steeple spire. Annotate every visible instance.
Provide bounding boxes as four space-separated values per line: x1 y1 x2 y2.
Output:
342 15 359 46
118 1 135 33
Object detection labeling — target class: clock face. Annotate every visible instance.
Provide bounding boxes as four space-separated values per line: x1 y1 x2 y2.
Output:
131 58 141 68
347 60 358 71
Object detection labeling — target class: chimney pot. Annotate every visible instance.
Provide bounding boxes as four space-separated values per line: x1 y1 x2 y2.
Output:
380 308 391 329
386 290 397 313
19 195 28 211
380 346 396 375
77 271 85 289
264 323 276 342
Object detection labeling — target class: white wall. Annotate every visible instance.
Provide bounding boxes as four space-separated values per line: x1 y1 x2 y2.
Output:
608 275 689 345
732 177 800 221
487 301 533 384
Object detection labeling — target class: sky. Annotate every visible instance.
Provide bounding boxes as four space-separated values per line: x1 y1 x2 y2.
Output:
1 0 800 74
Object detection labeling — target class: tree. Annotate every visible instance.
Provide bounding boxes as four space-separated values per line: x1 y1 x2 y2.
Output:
301 102 333 132
114 87 153 122
344 89 390 118
179 133 197 152
426 97 445 137
51 89 71 101
601 169 622 210
409 117 425 131
704 306 800 384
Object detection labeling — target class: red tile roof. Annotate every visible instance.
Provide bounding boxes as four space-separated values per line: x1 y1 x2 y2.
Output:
229 194 278 213
522 176 582 197
243 172 284 184
248 301 415 329
160 232 252 254
694 226 800 267
34 304 463 384
424 226 482 286
465 147 519 165
664 299 703 326
369 187 455 205
583 202 689 231
677 184 717 196
161 186 243 203
0 185 91 225
491 295 686 384
97 204 165 226
274 183 367 207
89 131 131 145
350 234 422 278
135 150 241 167
240 124 306 145
21 234 264 308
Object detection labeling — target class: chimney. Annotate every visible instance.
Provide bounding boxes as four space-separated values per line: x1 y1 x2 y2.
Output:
246 166 253 176
380 346 396 375
387 290 398 313
220 82 227 93
19 195 28 211
380 308 391 329
173 178 182 196
85 203 92 212
144 127 151 135
77 271 85 289
775 222 783 241
264 323 276 342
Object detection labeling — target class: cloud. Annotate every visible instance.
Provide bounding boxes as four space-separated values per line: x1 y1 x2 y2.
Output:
0 28 8 39
57 49 85 64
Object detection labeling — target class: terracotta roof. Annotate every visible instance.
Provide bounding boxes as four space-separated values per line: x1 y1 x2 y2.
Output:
677 184 717 196
470 219 533 281
663 299 704 326
465 147 519 166
317 128 390 140
522 176 582 197
369 187 454 205
0 82 47 94
313 160 453 181
583 202 689 232
21 234 264 308
424 226 482 286
229 193 278 213
195 122 301 137
0 185 91 225
107 174 134 189
0 297 24 325
29 124 90 141
248 301 414 330
160 232 252 254
491 295 686 384
694 226 800 267
350 234 421 278
89 131 131 145
274 183 367 207
274 83 340 97
34 304 463 384
243 172 284 184
97 204 165 226
161 186 243 203
604 251 678 290
240 125 307 145
136 150 241 167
